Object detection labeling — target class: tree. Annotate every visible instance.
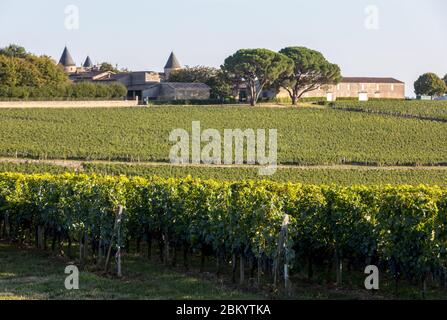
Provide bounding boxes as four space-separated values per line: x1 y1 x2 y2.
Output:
169 66 232 100
0 44 28 58
0 50 69 89
443 74 447 93
276 47 341 105
99 62 119 73
27 55 69 87
0 55 18 87
222 49 293 106
169 66 215 83
414 73 446 97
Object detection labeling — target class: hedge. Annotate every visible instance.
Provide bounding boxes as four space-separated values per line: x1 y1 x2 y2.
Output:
0 82 128 101
0 172 446 289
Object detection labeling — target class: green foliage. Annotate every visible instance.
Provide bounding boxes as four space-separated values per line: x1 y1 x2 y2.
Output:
276 47 341 105
222 49 293 106
0 52 68 88
169 66 216 83
0 44 28 58
99 62 119 73
82 163 447 186
333 100 447 121
414 73 446 97
0 162 75 174
0 82 127 100
0 106 446 165
1 172 446 284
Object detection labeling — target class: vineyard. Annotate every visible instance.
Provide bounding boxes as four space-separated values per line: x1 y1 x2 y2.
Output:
1 161 447 186
333 100 447 122
1 172 447 296
82 163 447 186
0 106 446 166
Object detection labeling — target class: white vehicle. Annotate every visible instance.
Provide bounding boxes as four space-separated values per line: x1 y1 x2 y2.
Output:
434 95 447 101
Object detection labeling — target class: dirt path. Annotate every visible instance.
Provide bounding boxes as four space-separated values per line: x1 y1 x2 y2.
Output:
1 157 447 172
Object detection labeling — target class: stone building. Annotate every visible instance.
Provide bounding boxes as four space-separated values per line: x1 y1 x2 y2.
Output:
60 47 210 101
272 77 405 101
132 82 211 101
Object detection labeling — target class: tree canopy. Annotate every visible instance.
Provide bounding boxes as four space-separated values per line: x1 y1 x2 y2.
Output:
0 44 29 58
276 46 341 105
222 49 293 106
414 73 446 97
99 62 119 73
0 51 68 88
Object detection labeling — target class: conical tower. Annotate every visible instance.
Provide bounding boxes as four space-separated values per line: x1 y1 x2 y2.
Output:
83 56 93 69
58 46 77 73
164 52 182 80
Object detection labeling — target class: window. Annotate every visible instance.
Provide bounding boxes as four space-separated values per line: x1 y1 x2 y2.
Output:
391 84 394 91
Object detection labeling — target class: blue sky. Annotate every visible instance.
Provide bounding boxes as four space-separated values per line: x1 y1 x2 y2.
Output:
0 0 446 96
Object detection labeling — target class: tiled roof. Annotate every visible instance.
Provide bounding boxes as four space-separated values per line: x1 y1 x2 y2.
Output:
342 77 404 84
163 82 210 90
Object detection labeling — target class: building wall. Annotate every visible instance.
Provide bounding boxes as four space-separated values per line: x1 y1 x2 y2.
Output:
172 89 210 100
63 66 77 73
158 85 210 101
275 82 405 100
0 100 139 108
141 86 161 99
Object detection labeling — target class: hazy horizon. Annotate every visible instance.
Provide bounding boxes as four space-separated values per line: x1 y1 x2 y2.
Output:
1 0 446 97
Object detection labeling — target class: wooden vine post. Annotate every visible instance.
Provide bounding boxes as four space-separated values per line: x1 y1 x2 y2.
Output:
3 212 10 239
37 225 45 250
116 207 123 278
274 214 291 293
240 253 245 285
105 205 123 275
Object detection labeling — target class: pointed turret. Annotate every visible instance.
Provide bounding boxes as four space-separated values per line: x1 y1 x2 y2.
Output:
83 56 93 69
164 52 182 80
164 52 181 69
58 46 77 73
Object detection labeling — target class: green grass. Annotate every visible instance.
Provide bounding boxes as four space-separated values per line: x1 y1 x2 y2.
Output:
1 242 445 300
334 100 447 121
0 242 260 300
0 106 446 166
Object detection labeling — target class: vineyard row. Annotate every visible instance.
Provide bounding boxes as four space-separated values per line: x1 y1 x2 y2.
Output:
1 173 446 290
